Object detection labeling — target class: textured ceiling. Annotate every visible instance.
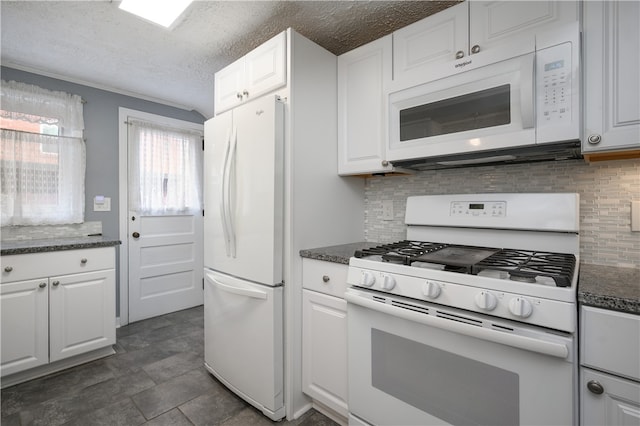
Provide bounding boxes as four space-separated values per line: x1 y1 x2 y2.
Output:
1 1 461 118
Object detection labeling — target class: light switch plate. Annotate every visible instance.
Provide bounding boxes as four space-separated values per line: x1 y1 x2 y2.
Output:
94 196 111 212
632 200 640 232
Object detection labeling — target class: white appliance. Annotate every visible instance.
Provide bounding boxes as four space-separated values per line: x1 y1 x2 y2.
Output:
346 193 580 426
388 24 581 169
203 95 285 420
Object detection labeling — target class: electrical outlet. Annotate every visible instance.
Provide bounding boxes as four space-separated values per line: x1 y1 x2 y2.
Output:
632 200 640 232
382 200 394 221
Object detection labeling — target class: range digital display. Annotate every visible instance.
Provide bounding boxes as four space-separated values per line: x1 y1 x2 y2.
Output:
469 203 485 210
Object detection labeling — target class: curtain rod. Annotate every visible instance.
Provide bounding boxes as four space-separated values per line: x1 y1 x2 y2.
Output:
1 128 86 142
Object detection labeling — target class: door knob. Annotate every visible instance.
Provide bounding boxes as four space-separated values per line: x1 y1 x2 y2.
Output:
132 232 140 238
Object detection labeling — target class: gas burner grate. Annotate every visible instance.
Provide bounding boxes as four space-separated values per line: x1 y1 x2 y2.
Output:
474 249 576 287
354 240 448 265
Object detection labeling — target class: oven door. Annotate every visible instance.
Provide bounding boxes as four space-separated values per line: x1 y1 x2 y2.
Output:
387 53 535 163
346 288 576 426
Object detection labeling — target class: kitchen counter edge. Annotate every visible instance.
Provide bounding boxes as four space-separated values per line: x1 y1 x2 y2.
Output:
300 241 382 265
1 236 122 256
578 263 639 315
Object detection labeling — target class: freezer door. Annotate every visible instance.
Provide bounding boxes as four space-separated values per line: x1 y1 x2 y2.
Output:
203 96 284 286
204 269 284 419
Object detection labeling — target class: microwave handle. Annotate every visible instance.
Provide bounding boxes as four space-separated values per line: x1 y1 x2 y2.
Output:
520 53 535 129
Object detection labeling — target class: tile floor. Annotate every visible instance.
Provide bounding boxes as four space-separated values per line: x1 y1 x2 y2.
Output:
1 306 338 426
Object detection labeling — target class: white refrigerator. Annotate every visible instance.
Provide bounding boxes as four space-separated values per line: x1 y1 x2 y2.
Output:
203 95 285 420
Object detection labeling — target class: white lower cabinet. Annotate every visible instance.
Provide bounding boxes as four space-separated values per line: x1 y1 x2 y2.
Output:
0 278 49 375
302 258 349 420
1 247 116 383
581 368 640 426
580 306 640 425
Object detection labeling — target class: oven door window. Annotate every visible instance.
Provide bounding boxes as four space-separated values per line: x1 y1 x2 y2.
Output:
399 85 511 141
372 328 519 426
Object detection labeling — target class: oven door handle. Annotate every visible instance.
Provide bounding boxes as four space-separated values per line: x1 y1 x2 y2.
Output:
345 292 569 359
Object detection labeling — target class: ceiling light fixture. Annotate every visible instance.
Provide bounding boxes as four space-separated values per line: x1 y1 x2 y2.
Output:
118 0 193 28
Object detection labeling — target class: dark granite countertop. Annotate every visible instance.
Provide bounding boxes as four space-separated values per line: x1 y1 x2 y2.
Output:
300 242 382 265
1 236 121 256
579 264 640 315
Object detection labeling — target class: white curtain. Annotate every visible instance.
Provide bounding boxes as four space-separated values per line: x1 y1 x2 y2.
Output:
1 80 84 138
128 119 202 215
1 81 85 226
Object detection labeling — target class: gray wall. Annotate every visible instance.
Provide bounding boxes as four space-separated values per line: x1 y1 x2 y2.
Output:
364 158 640 268
1 66 205 240
1 66 205 316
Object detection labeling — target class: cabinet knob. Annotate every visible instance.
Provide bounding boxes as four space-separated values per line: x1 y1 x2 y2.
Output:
455 50 465 59
4 266 13 272
52 280 60 287
39 282 47 289
132 232 140 238
242 90 249 98
587 380 604 395
236 92 243 100
80 258 88 264
588 134 602 145
471 45 481 54
322 275 330 283
381 160 389 167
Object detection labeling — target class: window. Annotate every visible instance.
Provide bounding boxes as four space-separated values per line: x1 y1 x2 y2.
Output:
1 80 85 226
128 119 202 215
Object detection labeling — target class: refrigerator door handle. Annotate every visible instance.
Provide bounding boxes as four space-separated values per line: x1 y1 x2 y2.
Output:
206 272 268 300
220 128 232 257
228 126 238 258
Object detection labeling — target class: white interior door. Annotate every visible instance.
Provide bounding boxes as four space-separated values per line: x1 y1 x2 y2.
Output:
125 112 204 322
128 211 203 322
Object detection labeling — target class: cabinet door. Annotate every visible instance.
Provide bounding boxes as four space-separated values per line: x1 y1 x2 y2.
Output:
581 368 640 426
469 1 578 57
0 278 49 376
244 31 286 101
214 58 245 114
392 2 468 88
583 0 640 155
338 35 395 175
302 290 348 417
49 270 116 363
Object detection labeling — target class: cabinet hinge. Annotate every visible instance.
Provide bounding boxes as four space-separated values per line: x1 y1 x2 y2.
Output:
202 278 204 290
202 139 205 151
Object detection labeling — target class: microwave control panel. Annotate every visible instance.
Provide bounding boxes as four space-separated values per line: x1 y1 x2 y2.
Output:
537 42 572 125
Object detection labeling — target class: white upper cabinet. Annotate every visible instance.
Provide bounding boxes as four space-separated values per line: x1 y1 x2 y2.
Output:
338 35 401 176
393 2 468 88
214 32 287 114
582 0 640 158
392 1 578 90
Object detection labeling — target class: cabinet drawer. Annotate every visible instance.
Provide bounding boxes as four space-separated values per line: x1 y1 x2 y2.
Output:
1 247 115 283
302 258 349 299
581 306 640 381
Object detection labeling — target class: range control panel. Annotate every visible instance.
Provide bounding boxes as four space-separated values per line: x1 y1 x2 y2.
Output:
450 201 506 217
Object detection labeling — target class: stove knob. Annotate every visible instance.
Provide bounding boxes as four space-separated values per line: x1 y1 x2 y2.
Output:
360 271 376 287
422 281 441 299
381 275 396 291
508 297 533 318
475 291 497 311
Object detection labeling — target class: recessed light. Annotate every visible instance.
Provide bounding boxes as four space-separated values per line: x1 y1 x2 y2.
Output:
119 0 193 28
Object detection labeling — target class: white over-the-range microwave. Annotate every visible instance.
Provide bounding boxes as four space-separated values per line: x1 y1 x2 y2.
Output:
388 23 581 170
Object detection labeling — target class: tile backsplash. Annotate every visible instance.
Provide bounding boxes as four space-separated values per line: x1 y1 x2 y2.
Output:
364 158 640 268
1 221 102 242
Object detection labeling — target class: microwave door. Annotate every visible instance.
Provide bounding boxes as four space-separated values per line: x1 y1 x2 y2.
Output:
387 53 535 162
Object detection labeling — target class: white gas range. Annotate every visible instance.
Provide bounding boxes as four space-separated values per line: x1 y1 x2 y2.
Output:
346 193 580 426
